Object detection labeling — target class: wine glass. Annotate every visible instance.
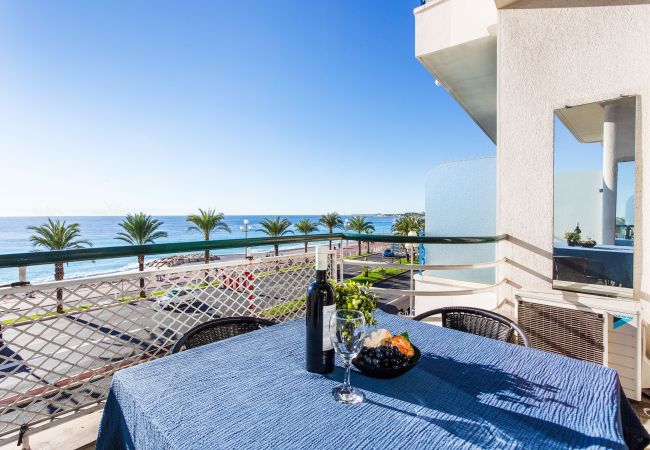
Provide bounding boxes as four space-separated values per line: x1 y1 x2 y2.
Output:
330 309 366 404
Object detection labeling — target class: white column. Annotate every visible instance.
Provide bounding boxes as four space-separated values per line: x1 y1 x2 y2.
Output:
602 105 618 245
602 100 635 245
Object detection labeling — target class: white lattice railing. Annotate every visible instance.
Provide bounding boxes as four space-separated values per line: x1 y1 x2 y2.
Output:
0 251 337 444
339 242 387 259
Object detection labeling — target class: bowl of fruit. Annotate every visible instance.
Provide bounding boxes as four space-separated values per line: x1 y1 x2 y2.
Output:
352 328 420 379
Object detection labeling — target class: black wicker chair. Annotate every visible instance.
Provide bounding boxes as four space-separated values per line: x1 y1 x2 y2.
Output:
172 317 277 353
413 307 530 347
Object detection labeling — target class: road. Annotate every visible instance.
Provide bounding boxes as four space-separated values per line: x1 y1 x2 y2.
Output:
0 253 414 438
341 253 413 313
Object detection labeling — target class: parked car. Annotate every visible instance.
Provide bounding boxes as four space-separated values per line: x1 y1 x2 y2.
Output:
383 249 395 257
157 288 195 309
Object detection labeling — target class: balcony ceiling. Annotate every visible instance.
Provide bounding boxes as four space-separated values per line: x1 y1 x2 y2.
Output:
417 36 497 143
415 0 498 143
555 103 604 143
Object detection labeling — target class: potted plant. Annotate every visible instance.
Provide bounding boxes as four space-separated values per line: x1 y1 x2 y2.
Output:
334 280 379 325
580 238 597 248
563 231 581 246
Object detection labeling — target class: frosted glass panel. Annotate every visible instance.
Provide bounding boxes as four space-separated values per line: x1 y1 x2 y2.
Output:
424 157 495 284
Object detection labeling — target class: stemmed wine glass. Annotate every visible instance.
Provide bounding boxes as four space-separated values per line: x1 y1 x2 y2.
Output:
330 309 366 404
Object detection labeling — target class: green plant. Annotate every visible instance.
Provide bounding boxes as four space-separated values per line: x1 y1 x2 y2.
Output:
186 209 231 263
258 217 293 256
116 212 168 297
563 231 581 243
348 216 375 256
319 212 343 250
334 280 378 325
28 218 92 313
294 219 319 253
391 214 425 236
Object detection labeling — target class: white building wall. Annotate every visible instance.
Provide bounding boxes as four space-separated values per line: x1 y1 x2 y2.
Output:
496 3 649 316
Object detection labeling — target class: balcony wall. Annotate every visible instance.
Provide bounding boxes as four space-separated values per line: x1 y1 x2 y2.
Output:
495 3 650 310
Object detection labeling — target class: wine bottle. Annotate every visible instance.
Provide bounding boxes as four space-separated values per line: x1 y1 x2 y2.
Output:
306 246 335 373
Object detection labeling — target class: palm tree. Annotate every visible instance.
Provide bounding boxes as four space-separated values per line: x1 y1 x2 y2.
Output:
319 212 343 249
186 209 231 263
294 219 319 253
259 217 293 256
28 219 91 313
115 213 167 297
391 215 425 236
348 216 375 256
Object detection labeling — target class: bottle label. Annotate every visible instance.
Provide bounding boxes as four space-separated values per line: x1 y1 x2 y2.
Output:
322 304 336 351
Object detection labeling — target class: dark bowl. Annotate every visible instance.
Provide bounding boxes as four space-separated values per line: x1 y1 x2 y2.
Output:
352 345 421 379
580 242 597 248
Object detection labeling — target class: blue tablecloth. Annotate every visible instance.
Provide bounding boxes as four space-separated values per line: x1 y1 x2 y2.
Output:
97 312 647 449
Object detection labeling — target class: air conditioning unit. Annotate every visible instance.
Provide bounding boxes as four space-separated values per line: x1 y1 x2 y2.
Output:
515 290 643 401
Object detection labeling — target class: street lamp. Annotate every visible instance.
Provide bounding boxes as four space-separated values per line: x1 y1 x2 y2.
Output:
343 219 350 255
240 219 253 259
407 230 417 317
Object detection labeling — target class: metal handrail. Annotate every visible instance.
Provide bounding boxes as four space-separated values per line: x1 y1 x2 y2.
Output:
0 233 508 268
369 279 509 297
342 258 507 271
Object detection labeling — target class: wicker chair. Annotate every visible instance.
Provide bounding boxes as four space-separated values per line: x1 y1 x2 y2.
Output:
413 307 530 347
172 317 277 353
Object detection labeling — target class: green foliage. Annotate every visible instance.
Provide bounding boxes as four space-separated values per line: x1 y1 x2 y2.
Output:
348 216 375 234
28 219 91 251
295 219 319 234
2 304 91 325
186 209 231 240
319 212 343 233
116 213 168 245
391 214 425 236
350 265 407 285
334 280 378 325
261 296 306 319
259 217 294 237
563 231 581 243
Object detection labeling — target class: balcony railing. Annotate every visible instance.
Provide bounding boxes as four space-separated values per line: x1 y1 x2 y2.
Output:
0 233 507 445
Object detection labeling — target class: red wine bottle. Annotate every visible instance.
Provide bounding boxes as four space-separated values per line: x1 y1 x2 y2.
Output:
306 246 335 373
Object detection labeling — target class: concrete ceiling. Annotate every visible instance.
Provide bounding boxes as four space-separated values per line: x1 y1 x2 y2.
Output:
417 36 497 143
555 103 605 143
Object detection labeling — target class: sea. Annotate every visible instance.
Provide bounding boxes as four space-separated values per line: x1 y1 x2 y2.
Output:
0 215 395 285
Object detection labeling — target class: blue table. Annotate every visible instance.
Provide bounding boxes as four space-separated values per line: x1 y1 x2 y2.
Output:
97 312 647 449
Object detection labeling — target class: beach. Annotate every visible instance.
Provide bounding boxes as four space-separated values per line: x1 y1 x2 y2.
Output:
0 215 395 284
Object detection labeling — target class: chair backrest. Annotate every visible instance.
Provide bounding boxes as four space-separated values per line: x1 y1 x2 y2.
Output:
553 256 591 282
172 317 277 353
413 307 530 347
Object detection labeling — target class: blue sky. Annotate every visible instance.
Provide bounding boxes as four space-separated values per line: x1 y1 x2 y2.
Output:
0 0 494 216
